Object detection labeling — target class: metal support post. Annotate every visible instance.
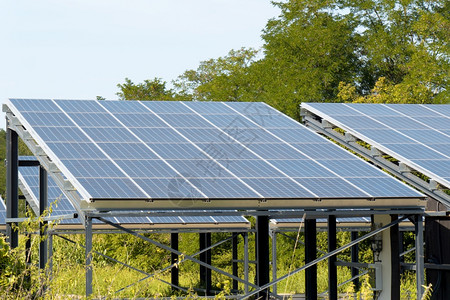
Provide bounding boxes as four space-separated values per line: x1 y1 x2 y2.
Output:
199 232 212 295
244 232 249 294
305 218 317 300
171 233 179 292
232 232 239 292
415 214 424 300
351 231 360 292
6 126 19 248
256 215 269 299
272 230 277 296
391 214 400 299
328 215 337 300
39 166 48 270
85 217 93 297
48 233 53 281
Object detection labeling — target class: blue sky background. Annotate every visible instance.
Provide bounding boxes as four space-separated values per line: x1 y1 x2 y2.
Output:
0 0 279 128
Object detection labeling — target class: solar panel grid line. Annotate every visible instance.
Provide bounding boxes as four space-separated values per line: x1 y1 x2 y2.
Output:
343 103 450 160
95 101 210 199
423 105 450 118
51 99 152 200
381 104 450 147
179 102 321 198
134 101 264 199
221 102 376 198
302 103 450 190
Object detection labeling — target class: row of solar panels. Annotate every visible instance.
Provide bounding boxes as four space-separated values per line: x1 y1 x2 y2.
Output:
0 162 374 230
5 99 423 207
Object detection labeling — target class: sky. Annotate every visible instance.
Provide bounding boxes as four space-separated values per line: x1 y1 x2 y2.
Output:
0 0 280 128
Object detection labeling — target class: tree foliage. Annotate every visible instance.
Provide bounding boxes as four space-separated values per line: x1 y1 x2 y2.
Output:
117 77 177 101
173 48 260 102
118 0 449 115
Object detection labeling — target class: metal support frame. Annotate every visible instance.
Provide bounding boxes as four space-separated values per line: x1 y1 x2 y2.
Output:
305 218 317 300
244 232 249 294
256 215 270 299
39 166 48 269
239 214 411 299
6 126 19 248
415 214 424 299
25 200 32 287
271 230 277 295
48 233 53 281
85 217 93 297
350 231 360 292
171 232 179 292
391 214 400 299
199 232 212 295
328 215 337 300
97 217 257 289
232 232 239 292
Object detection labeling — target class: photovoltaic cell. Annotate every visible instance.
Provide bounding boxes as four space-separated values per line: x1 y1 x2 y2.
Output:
7 99 425 205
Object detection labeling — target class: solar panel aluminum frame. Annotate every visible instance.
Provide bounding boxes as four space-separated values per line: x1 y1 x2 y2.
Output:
3 100 426 211
301 103 450 208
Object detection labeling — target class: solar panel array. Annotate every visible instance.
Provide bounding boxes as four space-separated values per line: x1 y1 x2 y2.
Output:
18 158 249 226
7 99 424 206
302 103 450 189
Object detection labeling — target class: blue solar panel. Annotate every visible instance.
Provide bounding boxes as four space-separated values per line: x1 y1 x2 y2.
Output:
268 160 336 178
8 99 425 205
18 158 249 226
303 103 450 189
289 143 355 159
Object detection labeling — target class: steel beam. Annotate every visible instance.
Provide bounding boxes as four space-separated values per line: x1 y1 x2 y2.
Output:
328 215 337 300
272 231 277 296
85 217 93 297
199 232 212 295
6 126 19 248
171 232 179 292
351 231 360 292
39 166 48 269
232 232 239 291
244 232 249 294
305 218 317 300
415 215 424 300
256 215 269 299
390 214 400 299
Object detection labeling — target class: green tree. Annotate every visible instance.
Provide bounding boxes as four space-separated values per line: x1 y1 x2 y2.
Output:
117 77 176 101
339 0 449 103
174 48 260 102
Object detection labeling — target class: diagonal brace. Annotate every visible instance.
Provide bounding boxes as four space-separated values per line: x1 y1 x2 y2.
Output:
97 217 258 289
239 214 411 299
